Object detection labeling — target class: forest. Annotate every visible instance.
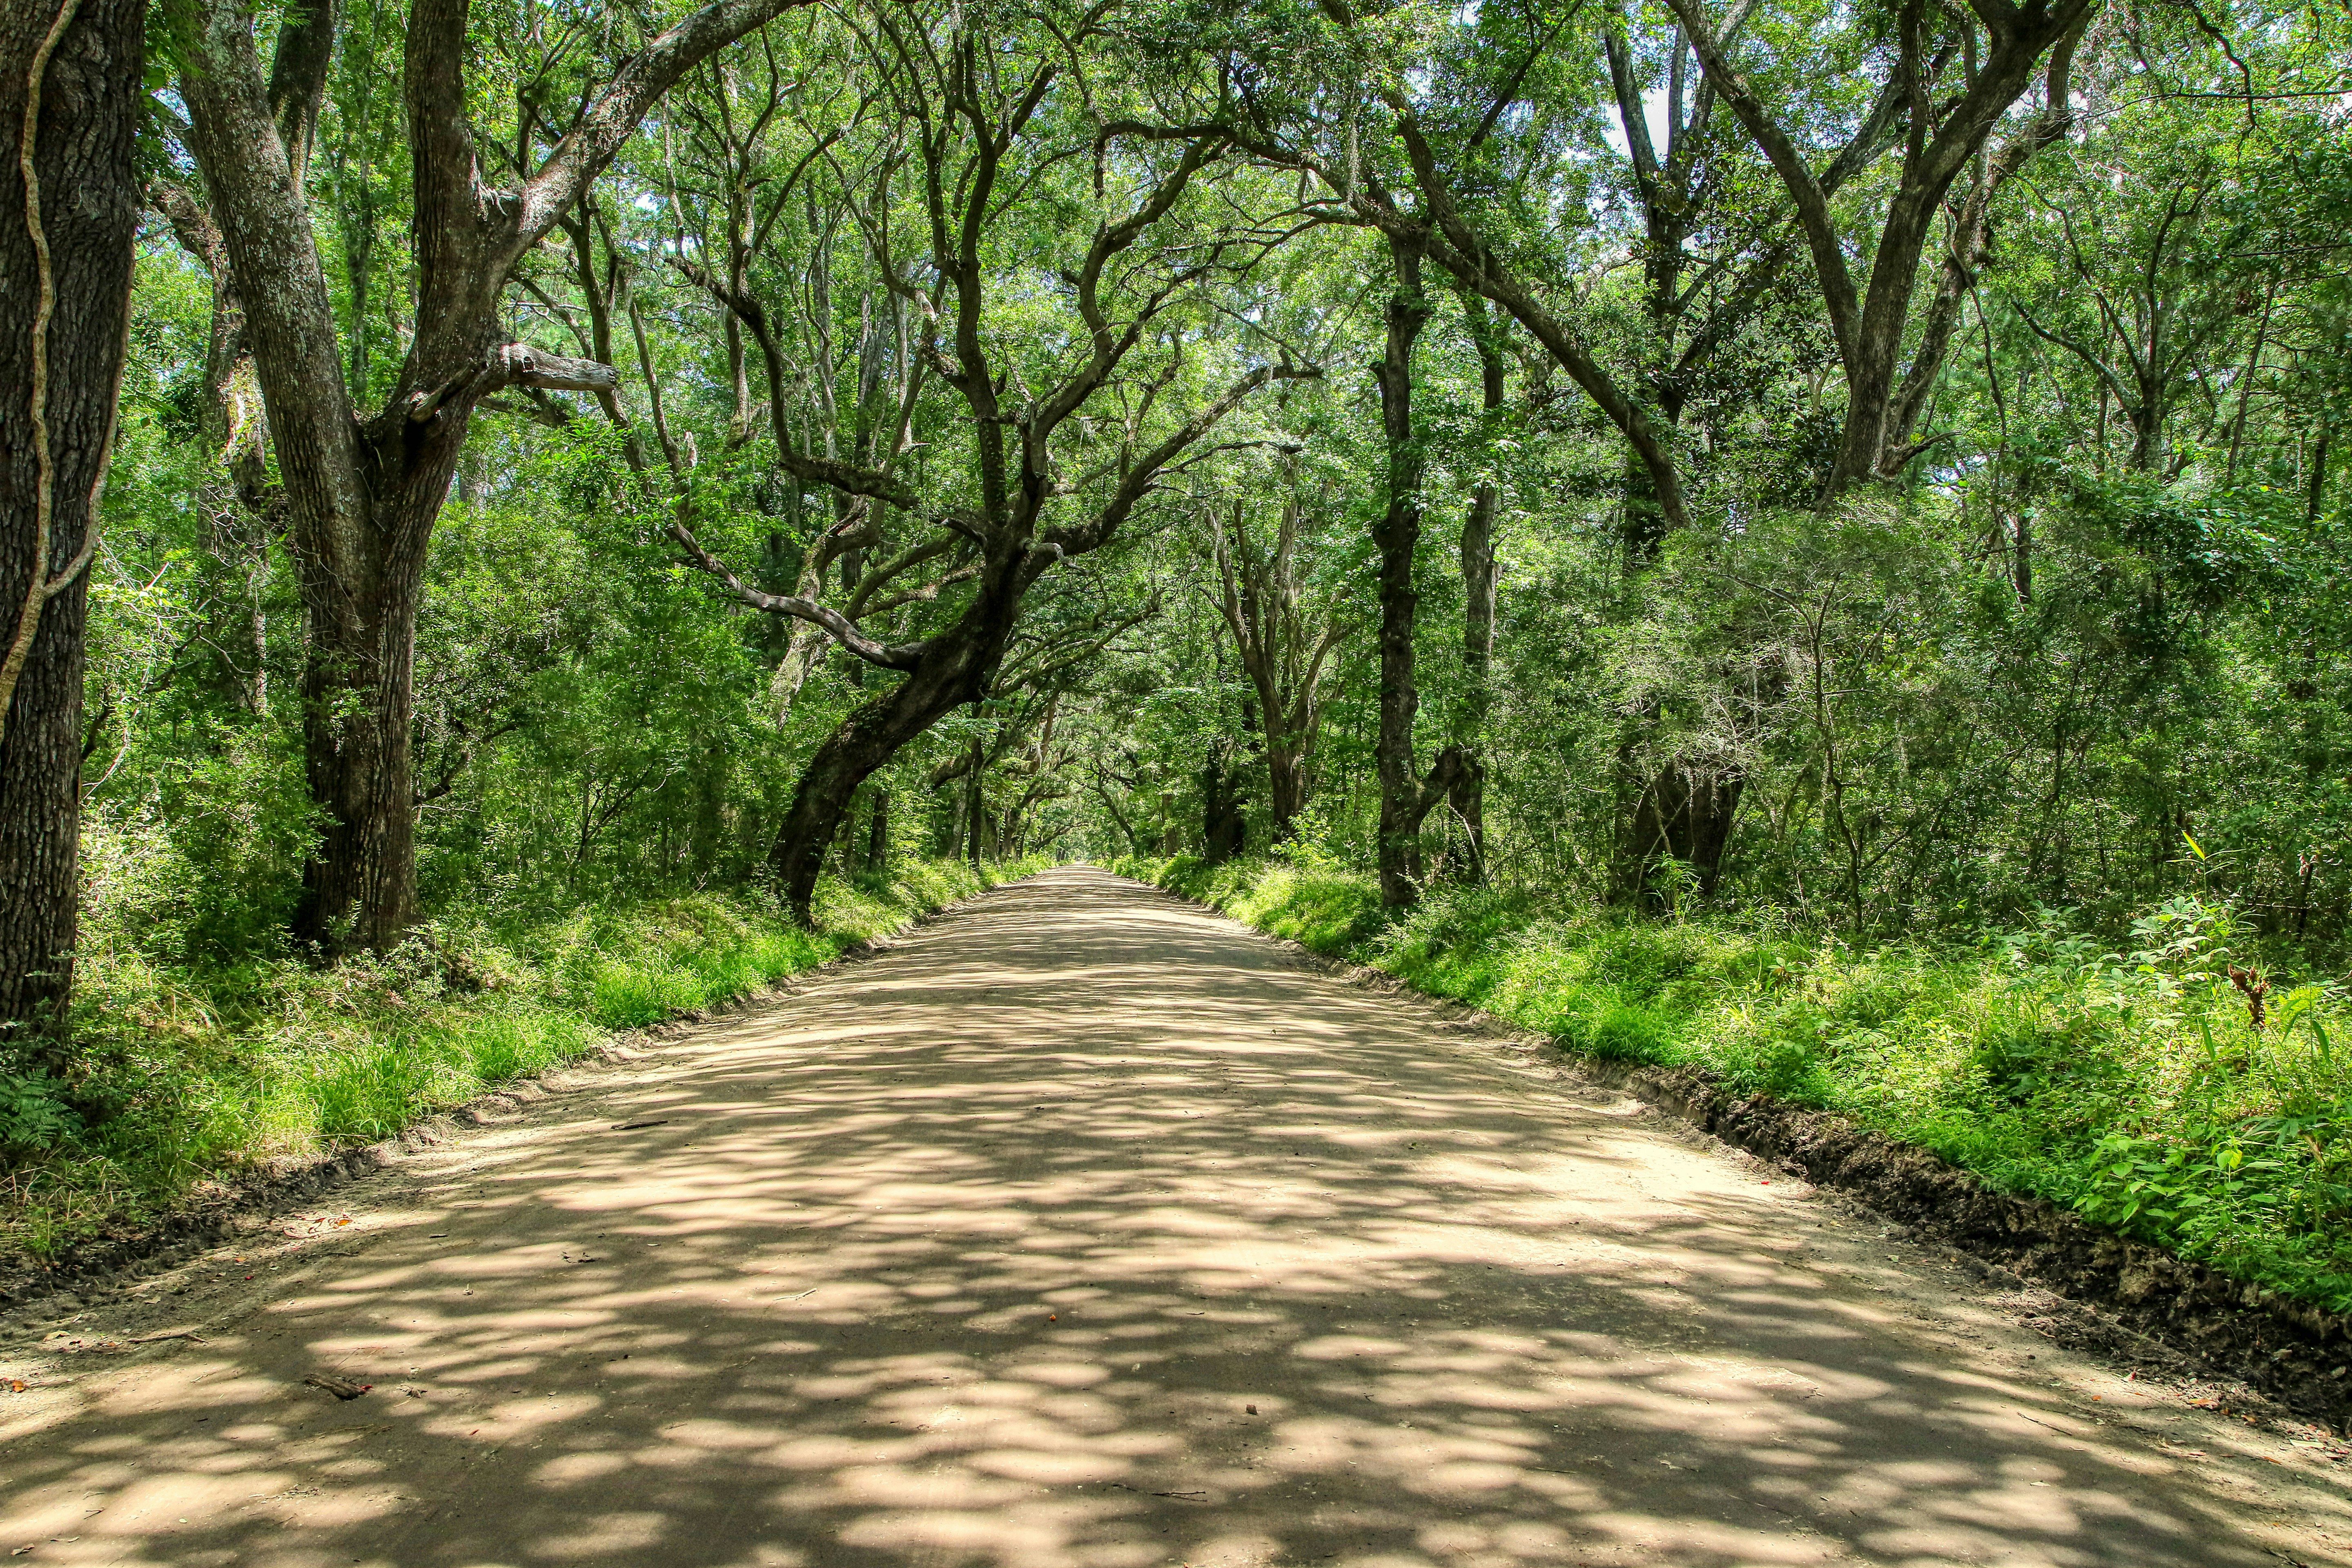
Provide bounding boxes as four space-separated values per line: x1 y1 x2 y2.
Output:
1 0 2349 1321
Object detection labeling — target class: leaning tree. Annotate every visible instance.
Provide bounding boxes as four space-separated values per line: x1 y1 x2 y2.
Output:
655 0 1314 922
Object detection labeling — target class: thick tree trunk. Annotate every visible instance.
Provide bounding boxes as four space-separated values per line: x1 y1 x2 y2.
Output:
774 691 958 920
962 717 986 869
292 553 426 949
768 564 1020 922
1265 746 1305 845
0 0 143 1069
1614 761 1744 905
1372 239 1433 909
865 787 889 872
1200 740 1248 864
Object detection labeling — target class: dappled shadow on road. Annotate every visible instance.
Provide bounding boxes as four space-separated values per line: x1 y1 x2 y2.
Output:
0 870 2333 1567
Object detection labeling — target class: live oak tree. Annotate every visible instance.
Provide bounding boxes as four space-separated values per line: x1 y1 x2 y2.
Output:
1659 0 2094 490
174 0 815 951
657 0 1314 922
1208 476 1350 846
0 0 144 1063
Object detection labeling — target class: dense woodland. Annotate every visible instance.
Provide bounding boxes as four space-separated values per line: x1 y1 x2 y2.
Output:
2 0 2350 1303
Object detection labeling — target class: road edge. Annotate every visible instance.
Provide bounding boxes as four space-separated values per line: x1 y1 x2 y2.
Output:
0 876 1018 1327
1121 870 2352 1434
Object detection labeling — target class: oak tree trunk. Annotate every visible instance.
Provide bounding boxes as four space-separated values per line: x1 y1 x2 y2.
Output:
1201 740 1248 865
865 787 889 872
292 545 429 949
767 556 1023 922
1614 760 1744 905
0 0 143 1068
1265 748 1305 845
1452 295 1504 886
1372 238 1433 909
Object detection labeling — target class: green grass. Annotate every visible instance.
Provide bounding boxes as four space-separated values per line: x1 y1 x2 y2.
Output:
0 858 1048 1263
1119 853 2352 1317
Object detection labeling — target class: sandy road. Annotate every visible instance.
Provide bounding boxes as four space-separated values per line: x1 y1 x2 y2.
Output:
2 867 2347 1568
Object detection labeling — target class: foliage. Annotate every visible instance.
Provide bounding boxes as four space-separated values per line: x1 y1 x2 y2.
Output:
29 0 2352 1324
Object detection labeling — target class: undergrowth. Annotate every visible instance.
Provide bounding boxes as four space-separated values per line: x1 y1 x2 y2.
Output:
0 858 1045 1263
1118 853 2352 1318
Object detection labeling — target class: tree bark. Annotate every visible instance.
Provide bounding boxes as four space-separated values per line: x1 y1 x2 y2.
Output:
0 0 142 1068
865 786 889 873
766 570 1020 919
1372 237 1433 908
1451 292 1505 885
1614 760 1744 904
1201 739 1248 864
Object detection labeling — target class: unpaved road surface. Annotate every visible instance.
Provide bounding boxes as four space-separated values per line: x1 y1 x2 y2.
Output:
4 868 2348 1567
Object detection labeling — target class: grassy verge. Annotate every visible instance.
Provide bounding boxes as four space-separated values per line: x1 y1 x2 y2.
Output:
1116 853 2352 1318
2 858 1047 1264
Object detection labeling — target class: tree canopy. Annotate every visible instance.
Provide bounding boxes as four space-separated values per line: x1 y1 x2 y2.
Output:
2 0 2349 1134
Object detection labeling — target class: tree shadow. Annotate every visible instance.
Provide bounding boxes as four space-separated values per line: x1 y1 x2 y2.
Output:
1 870 2336 1568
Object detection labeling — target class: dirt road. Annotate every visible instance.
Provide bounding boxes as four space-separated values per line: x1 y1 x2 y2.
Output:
3 868 2346 1566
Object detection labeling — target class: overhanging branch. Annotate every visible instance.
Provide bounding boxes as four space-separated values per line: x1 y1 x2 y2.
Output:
670 519 927 671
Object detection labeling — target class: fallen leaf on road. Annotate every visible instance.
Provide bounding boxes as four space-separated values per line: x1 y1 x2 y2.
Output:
303 1376 372 1401
6 1379 24 1393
